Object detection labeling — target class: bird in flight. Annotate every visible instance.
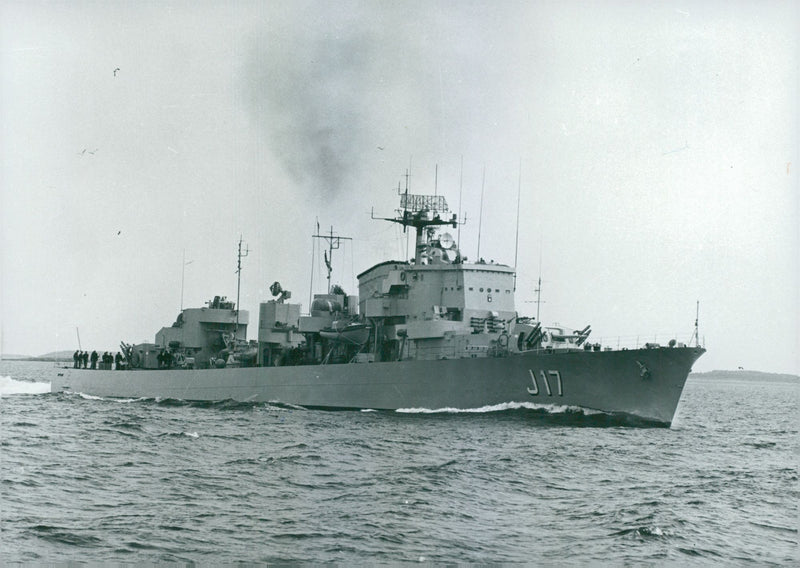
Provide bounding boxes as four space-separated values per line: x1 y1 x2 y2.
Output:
114 68 120 77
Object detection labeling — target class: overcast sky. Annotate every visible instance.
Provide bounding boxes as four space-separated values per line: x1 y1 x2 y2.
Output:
1 1 797 374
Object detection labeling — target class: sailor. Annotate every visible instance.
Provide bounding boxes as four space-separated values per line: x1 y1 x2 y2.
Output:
82 351 89 369
114 352 122 370
73 350 79 368
90 350 99 370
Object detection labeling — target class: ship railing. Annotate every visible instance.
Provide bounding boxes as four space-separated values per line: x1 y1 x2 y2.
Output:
571 333 702 352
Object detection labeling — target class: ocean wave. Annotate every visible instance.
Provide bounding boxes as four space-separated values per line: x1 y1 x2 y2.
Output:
612 526 669 539
0 376 51 397
78 392 104 400
394 401 668 427
395 401 605 415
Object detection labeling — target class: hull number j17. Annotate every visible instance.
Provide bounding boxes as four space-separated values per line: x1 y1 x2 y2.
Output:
527 369 563 396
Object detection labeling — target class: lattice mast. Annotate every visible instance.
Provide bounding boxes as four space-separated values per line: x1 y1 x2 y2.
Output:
373 170 460 265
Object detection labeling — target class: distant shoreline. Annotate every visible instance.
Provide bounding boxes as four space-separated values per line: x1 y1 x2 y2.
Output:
1 350 95 363
1 356 73 363
691 370 798 382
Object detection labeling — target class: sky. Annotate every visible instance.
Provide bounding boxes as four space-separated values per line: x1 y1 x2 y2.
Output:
1 0 797 374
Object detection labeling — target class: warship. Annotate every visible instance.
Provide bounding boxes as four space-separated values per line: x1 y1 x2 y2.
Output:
52 177 705 425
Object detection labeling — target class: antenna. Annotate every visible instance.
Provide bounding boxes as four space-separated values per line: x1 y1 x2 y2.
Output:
476 165 485 261
180 249 193 311
235 235 249 333
309 217 319 309
513 158 522 290
312 226 352 294
372 172 459 266
434 164 438 197
181 248 186 311
405 168 411 260
457 156 463 255
536 242 543 321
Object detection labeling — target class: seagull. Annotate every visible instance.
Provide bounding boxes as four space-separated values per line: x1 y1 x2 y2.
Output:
113 68 120 77
377 146 384 151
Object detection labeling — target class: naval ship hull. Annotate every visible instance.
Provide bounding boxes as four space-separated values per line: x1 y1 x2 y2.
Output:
52 345 704 425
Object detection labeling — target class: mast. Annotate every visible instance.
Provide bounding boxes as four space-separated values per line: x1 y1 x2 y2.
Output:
235 236 249 333
535 244 543 321
373 178 459 265
180 248 186 311
457 156 464 255
513 159 522 290
477 165 485 260
312 226 352 294
403 169 411 261
180 249 193 311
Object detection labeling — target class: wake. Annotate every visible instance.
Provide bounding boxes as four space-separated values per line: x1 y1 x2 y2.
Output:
0 376 51 397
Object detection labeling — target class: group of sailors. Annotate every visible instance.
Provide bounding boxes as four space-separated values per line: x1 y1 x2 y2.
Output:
157 349 174 369
73 350 125 370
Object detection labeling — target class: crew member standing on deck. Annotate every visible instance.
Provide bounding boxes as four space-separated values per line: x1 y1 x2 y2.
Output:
114 351 122 370
90 350 98 370
82 351 89 368
73 350 79 368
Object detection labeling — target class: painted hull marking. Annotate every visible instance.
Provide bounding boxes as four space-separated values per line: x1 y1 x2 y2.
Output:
527 369 563 397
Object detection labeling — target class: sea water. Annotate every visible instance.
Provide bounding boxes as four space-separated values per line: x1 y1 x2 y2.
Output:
1 361 797 564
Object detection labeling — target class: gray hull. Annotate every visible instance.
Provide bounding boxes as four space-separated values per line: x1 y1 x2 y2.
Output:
52 346 704 424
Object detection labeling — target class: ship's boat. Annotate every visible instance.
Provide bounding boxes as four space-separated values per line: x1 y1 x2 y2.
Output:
52 174 705 425
319 322 371 346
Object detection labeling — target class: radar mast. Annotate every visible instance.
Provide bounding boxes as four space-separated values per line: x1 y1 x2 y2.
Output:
372 171 461 265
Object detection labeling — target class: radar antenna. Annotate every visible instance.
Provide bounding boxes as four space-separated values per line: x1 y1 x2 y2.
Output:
371 172 461 265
